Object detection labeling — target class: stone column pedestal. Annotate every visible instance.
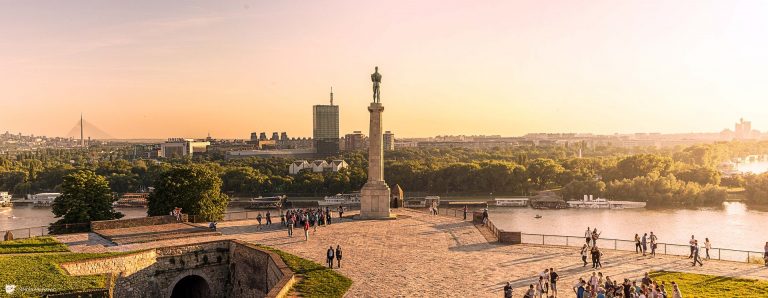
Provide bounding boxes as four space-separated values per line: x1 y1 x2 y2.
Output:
359 102 393 219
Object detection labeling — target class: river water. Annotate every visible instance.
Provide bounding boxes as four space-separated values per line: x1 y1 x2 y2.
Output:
2 203 766 252
488 202 767 252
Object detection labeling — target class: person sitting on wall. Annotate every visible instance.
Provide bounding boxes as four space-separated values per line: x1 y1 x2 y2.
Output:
209 221 217 231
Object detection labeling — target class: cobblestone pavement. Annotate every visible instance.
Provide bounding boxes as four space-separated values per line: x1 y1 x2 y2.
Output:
59 209 768 297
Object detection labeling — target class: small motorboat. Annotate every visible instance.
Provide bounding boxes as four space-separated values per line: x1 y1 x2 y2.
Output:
534 215 542 219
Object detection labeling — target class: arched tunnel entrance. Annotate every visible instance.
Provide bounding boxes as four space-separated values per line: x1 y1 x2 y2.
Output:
170 275 212 298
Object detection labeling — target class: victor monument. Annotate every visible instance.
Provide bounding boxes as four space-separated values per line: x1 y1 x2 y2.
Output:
359 66 392 219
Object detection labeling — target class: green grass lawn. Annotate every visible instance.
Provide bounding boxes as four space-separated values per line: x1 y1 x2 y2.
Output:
0 237 69 254
0 252 120 297
650 271 768 297
259 245 352 298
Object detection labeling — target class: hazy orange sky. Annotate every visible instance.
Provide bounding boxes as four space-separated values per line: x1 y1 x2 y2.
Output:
2 0 768 139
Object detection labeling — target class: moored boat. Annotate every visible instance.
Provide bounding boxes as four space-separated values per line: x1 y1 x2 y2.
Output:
319 193 361 207
566 195 646 209
494 197 529 207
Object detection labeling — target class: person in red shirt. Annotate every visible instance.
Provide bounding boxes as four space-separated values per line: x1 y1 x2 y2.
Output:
303 220 310 241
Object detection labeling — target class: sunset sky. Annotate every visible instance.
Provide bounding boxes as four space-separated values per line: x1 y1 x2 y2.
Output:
2 0 768 139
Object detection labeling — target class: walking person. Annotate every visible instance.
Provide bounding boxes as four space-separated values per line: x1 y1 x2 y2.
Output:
580 244 589 267
482 208 489 226
266 211 272 225
463 205 468 221
591 228 600 246
635 233 642 253
326 246 334 268
303 220 310 241
692 240 703 266
592 246 603 268
704 238 711 260
335 245 342 268
536 276 545 298
313 212 319 233
326 210 332 225
338 206 344 219
550 267 559 298
764 241 768 267
256 213 263 229
688 235 696 258
287 216 294 237
649 232 658 257
641 233 648 256
585 227 592 245
504 282 513 298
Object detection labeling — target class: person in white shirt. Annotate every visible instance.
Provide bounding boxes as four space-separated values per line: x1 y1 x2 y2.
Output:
672 282 683 298
590 272 599 293
688 235 696 258
704 238 712 260
585 227 591 244
539 269 550 294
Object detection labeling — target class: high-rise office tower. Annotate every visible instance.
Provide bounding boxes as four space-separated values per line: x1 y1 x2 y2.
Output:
313 88 340 155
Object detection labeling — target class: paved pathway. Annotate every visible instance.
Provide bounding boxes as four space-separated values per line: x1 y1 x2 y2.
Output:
58 209 768 297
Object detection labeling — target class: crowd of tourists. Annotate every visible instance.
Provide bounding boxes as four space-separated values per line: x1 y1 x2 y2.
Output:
571 272 683 298
282 207 340 241
506 268 685 298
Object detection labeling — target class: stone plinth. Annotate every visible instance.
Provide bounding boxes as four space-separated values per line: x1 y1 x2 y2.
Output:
360 102 392 219
359 181 392 219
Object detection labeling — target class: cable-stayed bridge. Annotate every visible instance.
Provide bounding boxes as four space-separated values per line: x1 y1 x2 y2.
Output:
64 116 113 141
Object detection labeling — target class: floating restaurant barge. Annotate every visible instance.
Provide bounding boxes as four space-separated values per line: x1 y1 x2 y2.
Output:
113 193 149 208
246 195 286 209
567 195 646 209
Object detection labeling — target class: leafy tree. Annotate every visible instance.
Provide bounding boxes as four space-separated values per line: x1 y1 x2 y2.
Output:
148 164 228 221
50 170 123 233
561 180 606 200
606 154 672 181
526 158 564 189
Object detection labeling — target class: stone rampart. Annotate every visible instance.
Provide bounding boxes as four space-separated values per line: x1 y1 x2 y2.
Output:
229 240 294 298
60 249 157 277
59 240 294 298
91 215 185 231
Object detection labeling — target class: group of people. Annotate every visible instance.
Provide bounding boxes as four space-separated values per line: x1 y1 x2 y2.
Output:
507 268 559 298
633 232 660 257
283 207 341 241
581 227 604 268
572 272 683 298
169 207 183 221
685 235 708 267
326 245 343 268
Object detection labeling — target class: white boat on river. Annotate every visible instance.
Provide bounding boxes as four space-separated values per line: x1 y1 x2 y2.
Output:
567 195 646 209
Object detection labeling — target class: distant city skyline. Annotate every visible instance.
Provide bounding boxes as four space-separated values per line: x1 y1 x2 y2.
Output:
3 1 768 139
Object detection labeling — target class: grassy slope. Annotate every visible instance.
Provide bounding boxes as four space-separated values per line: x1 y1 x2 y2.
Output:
259 245 352 298
650 271 768 298
0 237 69 254
0 252 124 297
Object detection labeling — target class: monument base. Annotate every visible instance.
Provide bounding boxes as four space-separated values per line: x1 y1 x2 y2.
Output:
358 181 392 219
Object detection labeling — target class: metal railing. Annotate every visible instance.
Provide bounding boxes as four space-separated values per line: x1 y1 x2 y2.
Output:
519 233 766 264
1 222 91 240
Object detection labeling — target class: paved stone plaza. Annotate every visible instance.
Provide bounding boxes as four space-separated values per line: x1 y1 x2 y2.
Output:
58 209 768 297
